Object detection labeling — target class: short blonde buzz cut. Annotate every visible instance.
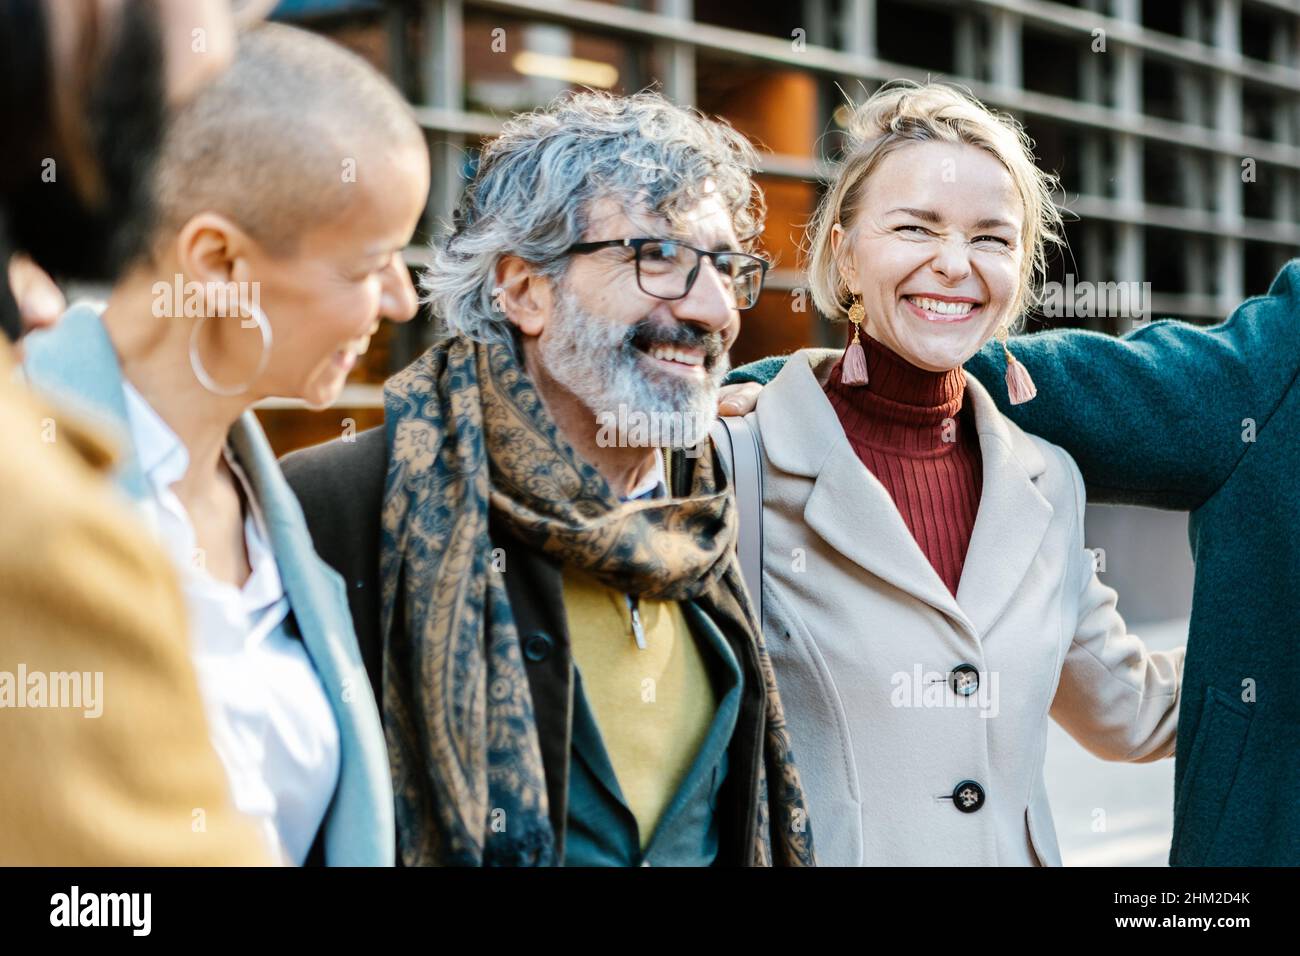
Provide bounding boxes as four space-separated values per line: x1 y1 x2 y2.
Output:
150 22 427 260
806 80 1064 329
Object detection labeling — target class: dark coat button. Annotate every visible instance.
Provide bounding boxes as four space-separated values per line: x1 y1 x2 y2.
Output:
523 631 554 662
950 664 980 696
952 780 985 813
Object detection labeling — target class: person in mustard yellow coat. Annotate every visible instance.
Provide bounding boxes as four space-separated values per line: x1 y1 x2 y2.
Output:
0 344 270 864
0 0 275 865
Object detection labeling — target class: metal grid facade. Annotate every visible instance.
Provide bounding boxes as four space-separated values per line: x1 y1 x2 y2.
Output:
262 0 1300 442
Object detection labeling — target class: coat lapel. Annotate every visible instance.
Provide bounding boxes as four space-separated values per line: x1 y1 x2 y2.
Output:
757 348 1056 640
954 378 1055 637
805 442 970 625
20 302 148 499
228 415 395 866
758 350 971 629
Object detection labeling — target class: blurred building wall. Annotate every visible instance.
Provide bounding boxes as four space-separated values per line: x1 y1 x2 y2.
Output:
1085 504 1194 625
261 0 1300 460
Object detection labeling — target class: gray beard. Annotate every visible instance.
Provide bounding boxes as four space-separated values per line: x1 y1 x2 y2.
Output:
537 288 727 449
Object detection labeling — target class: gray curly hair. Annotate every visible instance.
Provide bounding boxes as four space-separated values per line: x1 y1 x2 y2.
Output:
422 90 765 343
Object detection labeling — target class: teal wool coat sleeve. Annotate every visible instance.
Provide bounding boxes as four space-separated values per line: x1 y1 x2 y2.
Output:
726 354 791 389
961 265 1300 510
727 261 1300 511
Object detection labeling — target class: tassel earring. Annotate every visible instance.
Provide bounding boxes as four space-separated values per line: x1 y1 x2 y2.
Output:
841 295 869 386
999 329 1037 404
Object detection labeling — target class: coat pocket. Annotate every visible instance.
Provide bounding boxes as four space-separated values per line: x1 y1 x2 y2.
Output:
1170 686 1253 866
761 581 863 864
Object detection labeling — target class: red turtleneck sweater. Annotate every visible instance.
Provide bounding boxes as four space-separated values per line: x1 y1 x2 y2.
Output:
823 333 983 596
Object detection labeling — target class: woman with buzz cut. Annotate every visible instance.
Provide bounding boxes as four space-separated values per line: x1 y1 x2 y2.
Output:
22 23 431 865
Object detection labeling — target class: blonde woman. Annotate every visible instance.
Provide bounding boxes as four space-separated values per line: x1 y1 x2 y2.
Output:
718 82 1183 865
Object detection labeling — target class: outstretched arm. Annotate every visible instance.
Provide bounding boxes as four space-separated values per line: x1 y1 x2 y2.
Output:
726 262 1300 510
0 385 271 865
964 279 1300 509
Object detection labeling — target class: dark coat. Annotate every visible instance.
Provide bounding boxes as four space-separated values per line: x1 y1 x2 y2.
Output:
280 426 772 864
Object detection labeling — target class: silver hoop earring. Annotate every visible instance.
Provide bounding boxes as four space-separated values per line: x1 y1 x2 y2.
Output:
189 305 273 397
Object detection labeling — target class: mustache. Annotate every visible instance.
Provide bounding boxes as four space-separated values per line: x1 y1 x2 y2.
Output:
626 319 725 365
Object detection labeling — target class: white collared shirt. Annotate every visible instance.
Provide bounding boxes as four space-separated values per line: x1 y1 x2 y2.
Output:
121 382 340 865
624 449 667 502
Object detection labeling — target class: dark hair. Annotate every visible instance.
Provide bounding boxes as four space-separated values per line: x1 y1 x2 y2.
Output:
0 0 53 198
0 0 166 340
0 0 53 338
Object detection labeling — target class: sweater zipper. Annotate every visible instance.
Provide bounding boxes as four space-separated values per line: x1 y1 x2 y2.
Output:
626 595 647 650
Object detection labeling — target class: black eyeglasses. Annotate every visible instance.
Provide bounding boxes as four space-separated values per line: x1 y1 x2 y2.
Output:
565 238 770 310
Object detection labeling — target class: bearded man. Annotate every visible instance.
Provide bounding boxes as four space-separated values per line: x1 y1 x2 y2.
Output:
282 91 814 867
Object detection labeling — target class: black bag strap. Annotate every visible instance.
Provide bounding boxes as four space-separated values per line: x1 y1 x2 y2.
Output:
709 415 764 622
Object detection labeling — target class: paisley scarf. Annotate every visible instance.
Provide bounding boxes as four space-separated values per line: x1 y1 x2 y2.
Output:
379 334 814 866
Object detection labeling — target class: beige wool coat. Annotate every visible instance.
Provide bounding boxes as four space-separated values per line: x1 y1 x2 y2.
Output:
746 349 1184 866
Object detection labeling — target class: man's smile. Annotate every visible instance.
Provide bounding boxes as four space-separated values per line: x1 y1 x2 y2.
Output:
641 342 708 375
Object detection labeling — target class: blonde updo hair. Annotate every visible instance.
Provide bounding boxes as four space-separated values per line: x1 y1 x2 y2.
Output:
807 80 1064 329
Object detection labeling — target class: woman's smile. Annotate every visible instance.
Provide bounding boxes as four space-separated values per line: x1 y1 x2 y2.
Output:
330 323 379 373
901 293 983 324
